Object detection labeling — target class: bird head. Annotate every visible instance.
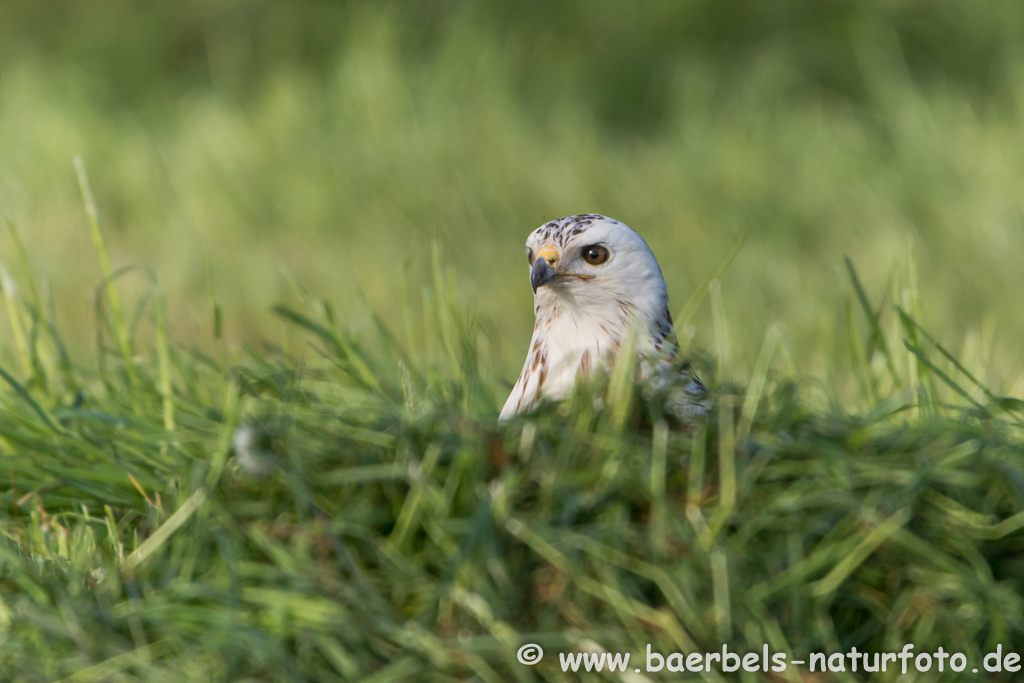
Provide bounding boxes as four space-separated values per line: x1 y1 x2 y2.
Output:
524 214 669 320
500 214 693 421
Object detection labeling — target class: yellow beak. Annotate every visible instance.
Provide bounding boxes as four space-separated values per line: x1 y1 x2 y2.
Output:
536 245 559 269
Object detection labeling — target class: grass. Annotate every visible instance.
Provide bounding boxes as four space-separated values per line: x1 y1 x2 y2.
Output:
0 177 1023 682
3 3 1024 680
3 1 1024 390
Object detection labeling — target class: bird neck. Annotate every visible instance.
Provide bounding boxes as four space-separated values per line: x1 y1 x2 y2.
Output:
532 291 672 379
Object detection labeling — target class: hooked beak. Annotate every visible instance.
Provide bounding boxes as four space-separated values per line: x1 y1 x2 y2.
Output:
530 257 557 293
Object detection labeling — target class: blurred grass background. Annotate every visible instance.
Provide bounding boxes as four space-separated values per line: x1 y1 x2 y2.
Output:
2 0 1024 398
4 4 1024 680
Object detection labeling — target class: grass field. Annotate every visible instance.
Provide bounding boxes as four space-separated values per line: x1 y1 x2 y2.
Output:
2 1 1024 681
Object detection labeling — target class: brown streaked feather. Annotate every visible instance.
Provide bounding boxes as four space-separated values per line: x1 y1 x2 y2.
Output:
580 349 592 375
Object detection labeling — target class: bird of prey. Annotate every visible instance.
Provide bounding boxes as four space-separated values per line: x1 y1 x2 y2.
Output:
499 214 708 422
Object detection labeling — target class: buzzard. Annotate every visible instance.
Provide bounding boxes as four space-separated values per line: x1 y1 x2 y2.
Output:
500 214 708 422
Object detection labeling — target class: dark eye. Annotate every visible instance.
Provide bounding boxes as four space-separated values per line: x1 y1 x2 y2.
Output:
527 248 536 266
581 244 609 266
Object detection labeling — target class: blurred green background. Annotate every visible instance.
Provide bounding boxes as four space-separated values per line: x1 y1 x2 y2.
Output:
2 0 1023 396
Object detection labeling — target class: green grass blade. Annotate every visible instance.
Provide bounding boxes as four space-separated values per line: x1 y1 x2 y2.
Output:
710 279 729 382
273 304 383 393
844 256 901 389
737 324 778 444
123 488 207 571
674 226 749 331
897 305 1018 421
74 156 136 386
0 256 31 376
0 362 66 434
811 508 912 596
902 339 990 417
153 285 174 432
844 290 875 407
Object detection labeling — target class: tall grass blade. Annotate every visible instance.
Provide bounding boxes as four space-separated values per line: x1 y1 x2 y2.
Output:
40 276 79 393
606 326 639 431
74 156 136 386
675 226 749 330
649 420 668 561
897 305 1020 421
737 324 778 444
3 217 42 310
902 339 989 417
844 256 901 389
844 290 875 407
204 380 240 488
153 284 174 431
0 256 31 376
710 279 729 382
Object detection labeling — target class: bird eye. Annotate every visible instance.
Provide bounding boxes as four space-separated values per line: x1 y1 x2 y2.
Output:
527 248 536 266
581 244 609 266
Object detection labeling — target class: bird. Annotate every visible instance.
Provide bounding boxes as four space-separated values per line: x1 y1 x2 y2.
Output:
499 214 709 422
